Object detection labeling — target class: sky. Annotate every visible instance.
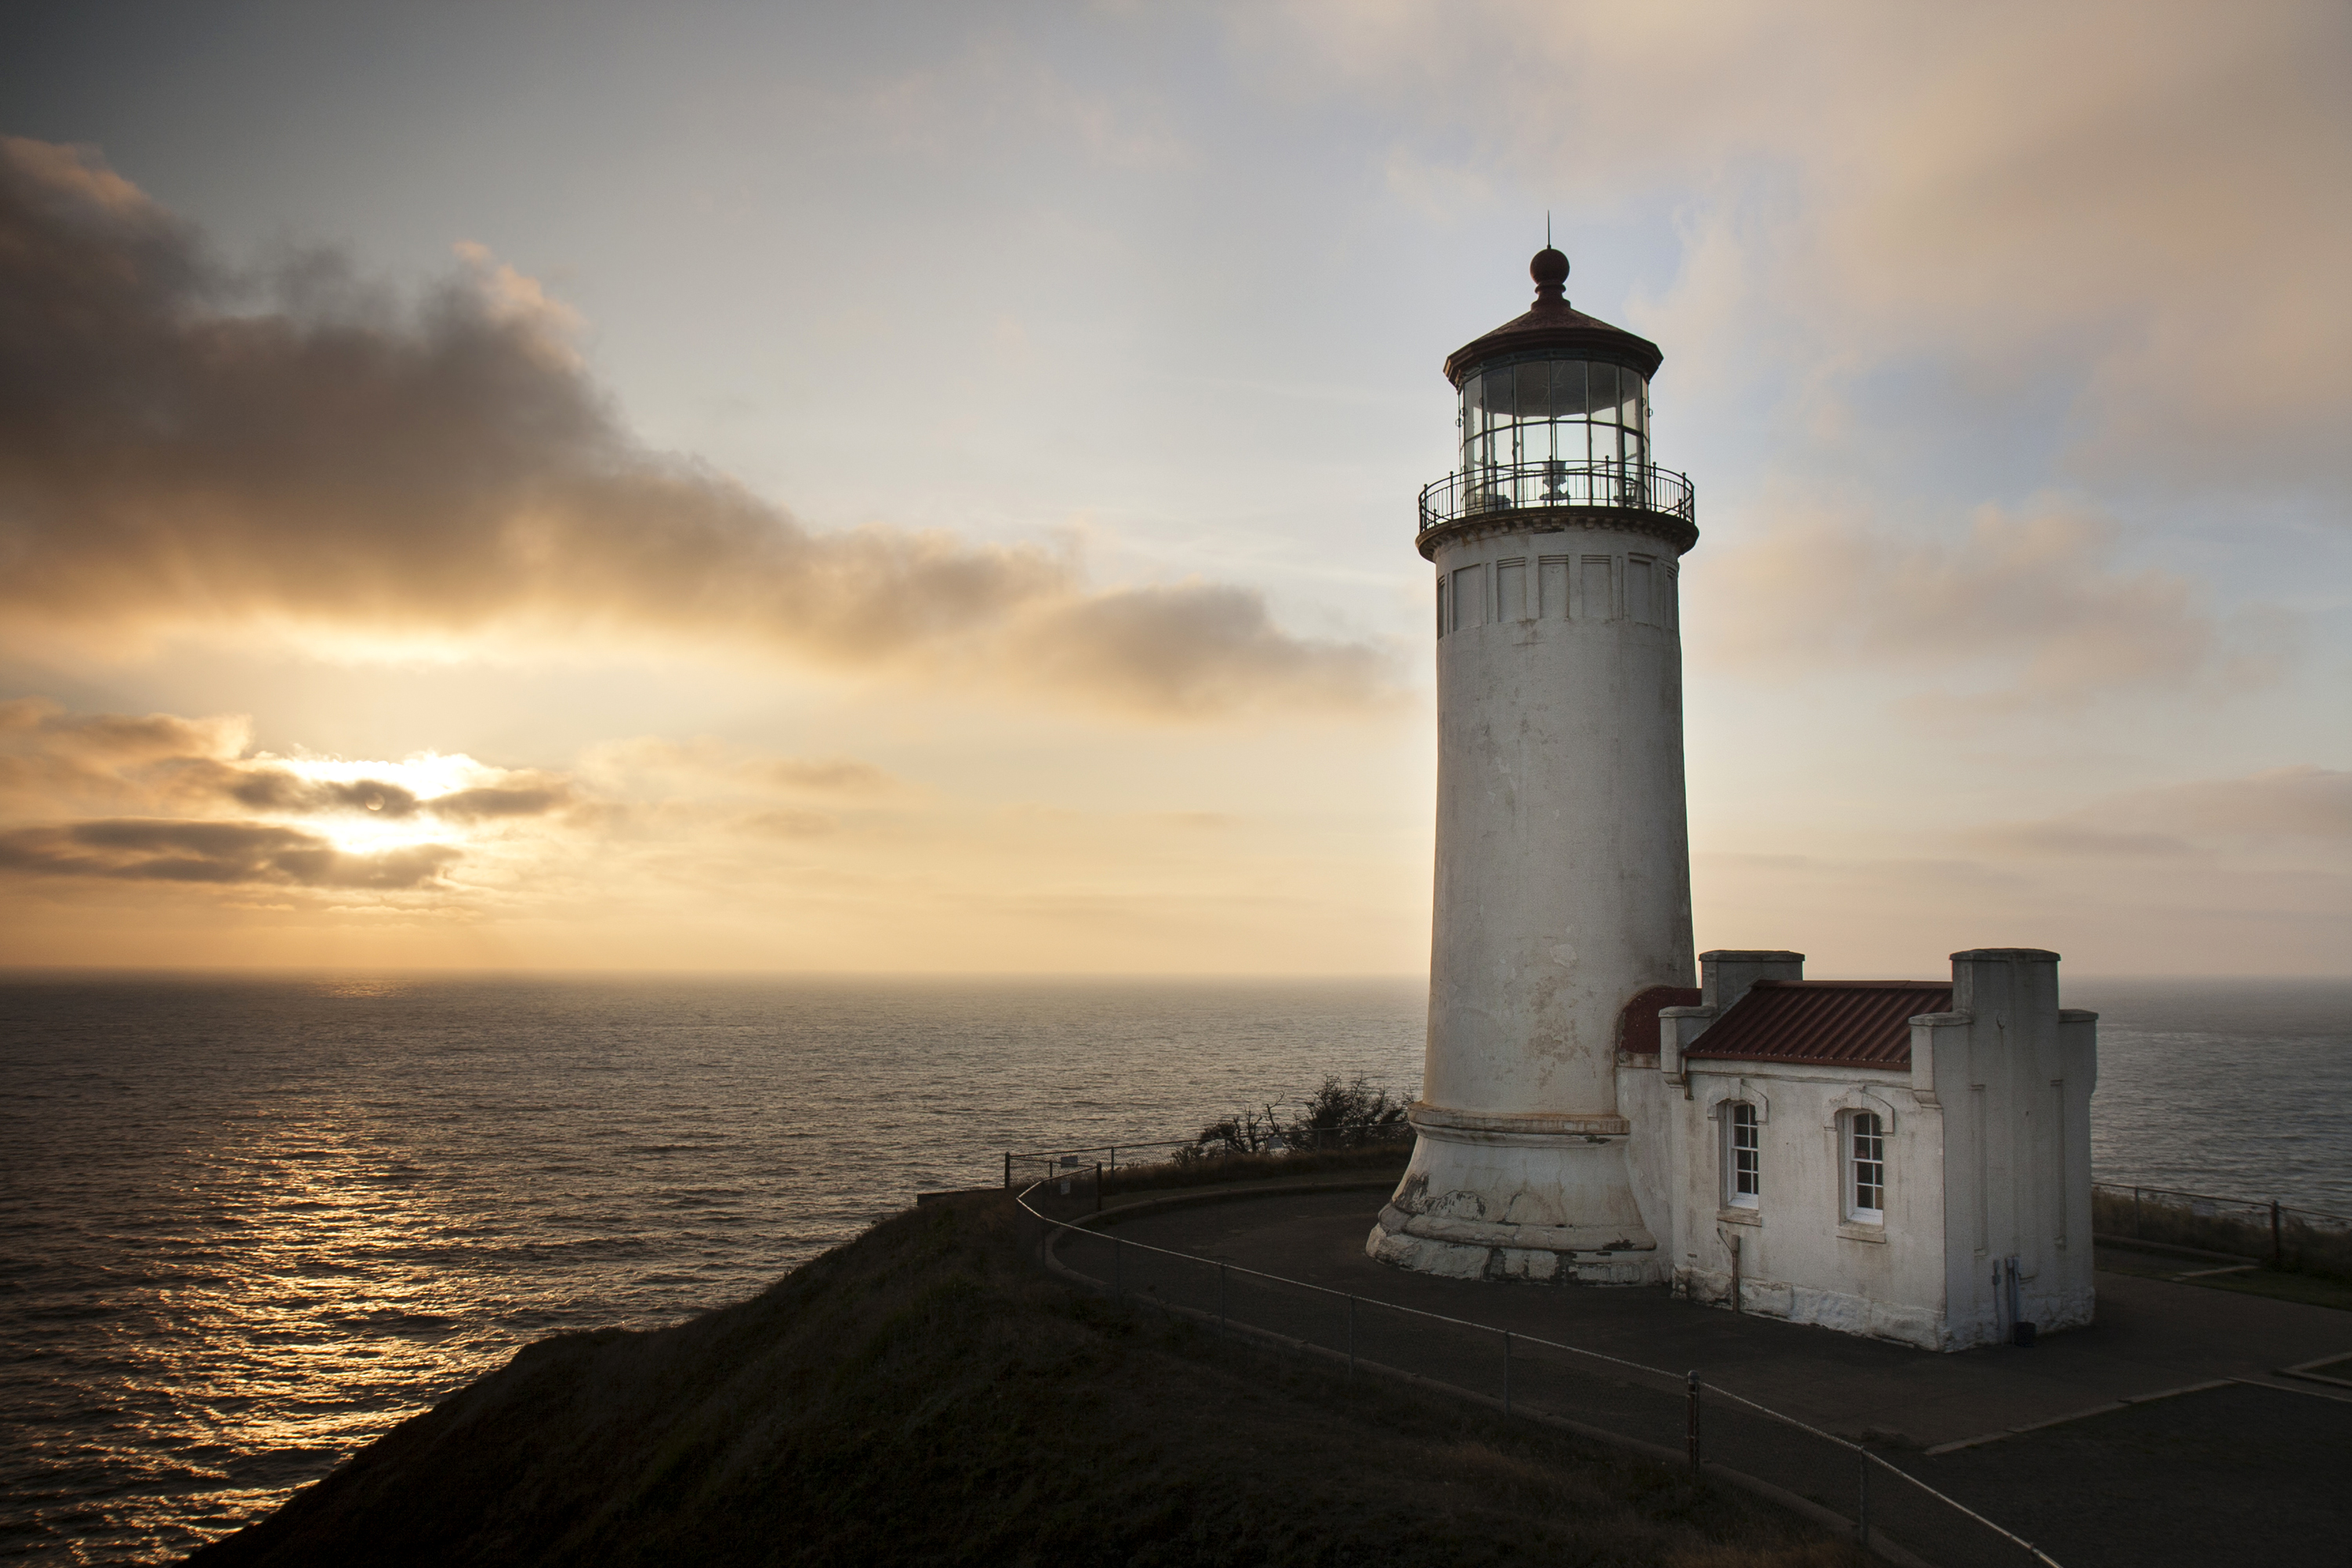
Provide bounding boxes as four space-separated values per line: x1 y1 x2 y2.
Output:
0 0 2345 977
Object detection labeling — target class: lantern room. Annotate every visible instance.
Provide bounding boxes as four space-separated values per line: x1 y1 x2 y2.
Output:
1420 247 1690 538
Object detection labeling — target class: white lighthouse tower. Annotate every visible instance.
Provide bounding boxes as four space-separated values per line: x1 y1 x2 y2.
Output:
1369 246 1698 1285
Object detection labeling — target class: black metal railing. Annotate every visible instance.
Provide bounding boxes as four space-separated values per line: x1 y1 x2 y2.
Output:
1418 459 1696 533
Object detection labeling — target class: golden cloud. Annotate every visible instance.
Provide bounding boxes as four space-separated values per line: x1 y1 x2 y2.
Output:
582 737 904 798
0 819 459 889
1963 766 2352 859
0 696 591 900
1690 499 2274 711
0 138 1396 718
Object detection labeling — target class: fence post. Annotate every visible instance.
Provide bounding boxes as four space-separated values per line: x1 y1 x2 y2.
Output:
1218 1261 1228 1338
1502 1330 1512 1418
1686 1372 1701 1470
1095 1163 1104 1215
2133 1185 2142 1236
1004 1151 1011 1192
2271 1199 2283 1268
1346 1295 1356 1377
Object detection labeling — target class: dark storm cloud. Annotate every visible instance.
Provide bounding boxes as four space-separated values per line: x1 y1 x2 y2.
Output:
0 139 1393 717
0 818 459 888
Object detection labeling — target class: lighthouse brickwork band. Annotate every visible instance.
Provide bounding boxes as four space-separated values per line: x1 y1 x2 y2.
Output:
1367 250 2098 1353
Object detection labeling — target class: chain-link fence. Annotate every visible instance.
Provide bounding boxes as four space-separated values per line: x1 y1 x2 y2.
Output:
2093 1182 2352 1278
1016 1178 2060 1568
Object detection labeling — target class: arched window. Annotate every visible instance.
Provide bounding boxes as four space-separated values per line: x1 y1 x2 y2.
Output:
1844 1111 1886 1224
1725 1102 1760 1210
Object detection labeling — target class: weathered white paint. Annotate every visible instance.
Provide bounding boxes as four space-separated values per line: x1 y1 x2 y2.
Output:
1367 521 1695 1283
1621 948 2097 1351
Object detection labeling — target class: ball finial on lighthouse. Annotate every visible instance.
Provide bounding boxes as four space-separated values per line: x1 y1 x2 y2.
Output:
1530 245 1569 302
1370 253 1700 1286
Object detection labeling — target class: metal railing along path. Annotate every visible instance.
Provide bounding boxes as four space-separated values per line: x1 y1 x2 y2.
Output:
2093 1181 2352 1272
1016 1178 2062 1568
1003 1124 1410 1192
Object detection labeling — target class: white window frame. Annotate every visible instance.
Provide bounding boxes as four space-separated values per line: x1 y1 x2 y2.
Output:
1843 1110 1886 1225
1725 1101 1761 1210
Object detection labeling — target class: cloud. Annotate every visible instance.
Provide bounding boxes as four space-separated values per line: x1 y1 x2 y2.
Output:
426 783 573 820
216 767 424 818
0 138 1391 718
735 808 840 840
1958 824 2192 860
1692 499 2265 710
0 697 587 905
0 818 458 888
1964 767 2352 859
1250 0 2352 495
0 698 578 827
588 737 902 797
0 697 255 802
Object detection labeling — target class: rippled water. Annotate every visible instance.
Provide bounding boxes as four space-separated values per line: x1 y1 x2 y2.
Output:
2 971 2344 1563
2071 977 2352 1215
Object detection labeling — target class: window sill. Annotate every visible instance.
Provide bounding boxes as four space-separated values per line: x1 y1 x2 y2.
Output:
1717 1207 1762 1227
1837 1221 1887 1244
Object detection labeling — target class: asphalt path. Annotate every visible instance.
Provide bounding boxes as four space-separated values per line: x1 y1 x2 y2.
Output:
1050 1181 2352 1567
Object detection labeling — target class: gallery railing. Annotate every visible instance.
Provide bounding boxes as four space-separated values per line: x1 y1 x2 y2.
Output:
1016 1174 2061 1568
1417 459 1697 532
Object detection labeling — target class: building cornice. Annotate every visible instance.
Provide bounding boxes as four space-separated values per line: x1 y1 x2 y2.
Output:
1417 506 1699 561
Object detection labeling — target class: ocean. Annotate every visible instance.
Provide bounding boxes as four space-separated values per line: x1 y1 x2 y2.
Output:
2 972 2346 1563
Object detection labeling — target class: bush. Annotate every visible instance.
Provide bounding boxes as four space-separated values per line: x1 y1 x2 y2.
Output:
1287 1073 1410 1149
1192 1074 1410 1157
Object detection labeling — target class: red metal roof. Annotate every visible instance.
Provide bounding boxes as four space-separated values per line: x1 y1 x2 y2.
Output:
1682 980 1953 1069
1617 984 1703 1056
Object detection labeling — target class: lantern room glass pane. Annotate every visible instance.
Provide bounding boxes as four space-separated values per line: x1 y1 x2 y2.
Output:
1515 361 1551 422
1454 358 1658 495
1483 367 1515 423
1551 360 1588 421
1588 363 1620 426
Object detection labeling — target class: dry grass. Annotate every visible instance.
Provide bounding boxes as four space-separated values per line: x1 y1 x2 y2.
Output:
2092 1189 2352 1280
193 1192 1867 1568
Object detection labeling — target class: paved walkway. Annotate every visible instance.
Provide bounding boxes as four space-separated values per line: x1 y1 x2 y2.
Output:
1056 1182 2352 1566
1083 1184 2352 1449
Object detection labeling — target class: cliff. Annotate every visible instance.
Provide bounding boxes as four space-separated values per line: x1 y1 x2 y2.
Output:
190 1191 1859 1566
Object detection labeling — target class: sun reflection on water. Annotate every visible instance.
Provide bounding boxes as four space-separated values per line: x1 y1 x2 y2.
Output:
0 973 1432 1564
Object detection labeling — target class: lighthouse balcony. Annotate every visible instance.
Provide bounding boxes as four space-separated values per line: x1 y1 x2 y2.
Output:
1419 459 1694 530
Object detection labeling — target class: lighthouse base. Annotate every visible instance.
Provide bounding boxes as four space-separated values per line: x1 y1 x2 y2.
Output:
1364 1107 1664 1286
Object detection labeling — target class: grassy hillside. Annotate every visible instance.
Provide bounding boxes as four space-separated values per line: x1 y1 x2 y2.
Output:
191 1191 1863 1567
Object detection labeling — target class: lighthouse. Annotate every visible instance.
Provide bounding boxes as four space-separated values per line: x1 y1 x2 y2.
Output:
1368 246 1698 1285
